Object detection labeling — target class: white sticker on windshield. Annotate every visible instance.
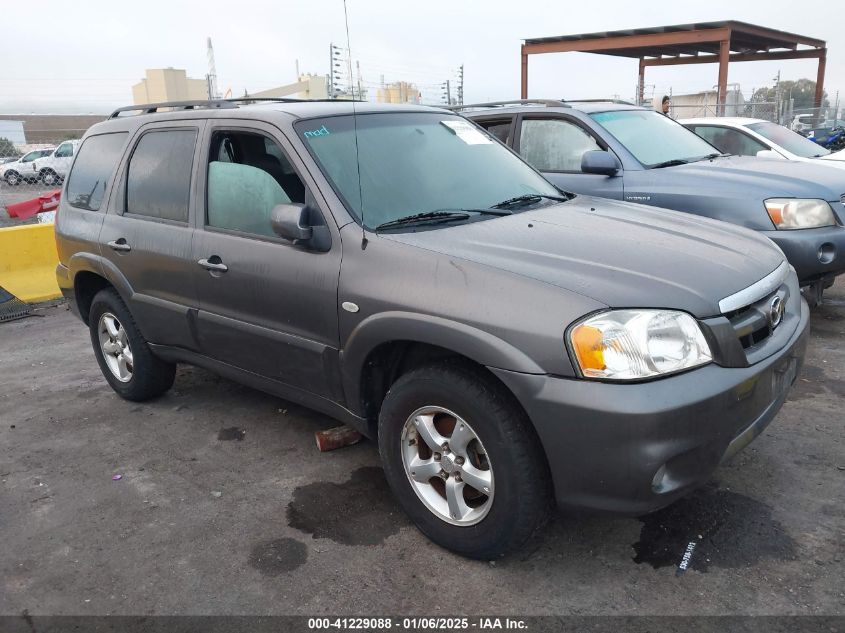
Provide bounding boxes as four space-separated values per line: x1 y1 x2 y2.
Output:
441 120 493 145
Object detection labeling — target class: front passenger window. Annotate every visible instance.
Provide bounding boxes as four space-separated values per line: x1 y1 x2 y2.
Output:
206 131 308 237
519 119 602 172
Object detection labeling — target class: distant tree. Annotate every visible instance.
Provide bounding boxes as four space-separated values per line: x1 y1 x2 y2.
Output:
751 78 829 110
0 136 20 159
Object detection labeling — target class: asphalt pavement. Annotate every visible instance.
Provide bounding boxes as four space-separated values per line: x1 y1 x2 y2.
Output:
1 282 843 616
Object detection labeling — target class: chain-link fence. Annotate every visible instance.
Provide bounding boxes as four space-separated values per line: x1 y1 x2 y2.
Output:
0 131 88 227
669 101 780 123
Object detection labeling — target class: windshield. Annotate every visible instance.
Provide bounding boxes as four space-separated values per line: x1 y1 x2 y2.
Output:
590 110 719 167
746 121 830 158
296 112 561 229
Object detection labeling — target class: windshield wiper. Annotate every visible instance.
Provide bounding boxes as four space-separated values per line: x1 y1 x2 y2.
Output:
375 208 512 231
690 152 727 162
491 193 571 209
650 158 690 169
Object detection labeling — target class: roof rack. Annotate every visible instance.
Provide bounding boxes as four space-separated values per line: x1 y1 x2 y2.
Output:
108 97 365 119
562 98 638 106
447 99 568 112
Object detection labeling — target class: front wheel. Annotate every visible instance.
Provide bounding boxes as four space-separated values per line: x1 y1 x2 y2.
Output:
378 361 552 559
88 288 176 401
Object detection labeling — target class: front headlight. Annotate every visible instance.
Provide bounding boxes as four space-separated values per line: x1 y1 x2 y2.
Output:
568 309 712 381
765 198 836 229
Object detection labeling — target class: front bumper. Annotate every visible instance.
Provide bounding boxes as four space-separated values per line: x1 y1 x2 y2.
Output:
491 298 810 516
762 224 845 284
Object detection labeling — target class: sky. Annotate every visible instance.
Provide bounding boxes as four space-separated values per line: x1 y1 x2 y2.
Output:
1 0 843 114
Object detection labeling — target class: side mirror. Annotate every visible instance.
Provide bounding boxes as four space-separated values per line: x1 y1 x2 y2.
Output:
756 149 784 160
271 203 313 242
581 150 621 176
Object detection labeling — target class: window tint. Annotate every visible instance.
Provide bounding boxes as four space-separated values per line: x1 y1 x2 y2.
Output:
55 143 74 158
206 130 306 236
519 119 602 172
126 129 196 222
66 133 127 211
479 120 512 145
692 126 767 157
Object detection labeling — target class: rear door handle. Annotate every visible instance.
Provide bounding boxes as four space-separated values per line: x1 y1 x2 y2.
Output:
197 257 228 273
107 239 131 252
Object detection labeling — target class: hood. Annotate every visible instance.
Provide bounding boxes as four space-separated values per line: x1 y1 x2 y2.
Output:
668 155 845 202
820 148 845 163
382 197 785 318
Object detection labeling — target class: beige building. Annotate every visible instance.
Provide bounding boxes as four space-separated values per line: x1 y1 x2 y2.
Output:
249 74 329 100
377 81 421 104
132 68 208 104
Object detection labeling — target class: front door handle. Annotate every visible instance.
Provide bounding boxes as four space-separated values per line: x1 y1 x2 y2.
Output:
197 257 228 273
107 239 131 252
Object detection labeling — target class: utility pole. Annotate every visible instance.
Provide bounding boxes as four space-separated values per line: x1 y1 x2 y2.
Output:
442 80 452 106
457 64 464 105
774 70 782 123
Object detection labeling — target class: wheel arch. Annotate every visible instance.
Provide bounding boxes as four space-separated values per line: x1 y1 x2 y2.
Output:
341 312 545 434
70 254 134 325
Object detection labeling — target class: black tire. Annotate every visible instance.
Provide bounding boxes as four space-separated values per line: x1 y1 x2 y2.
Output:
88 288 176 401
378 360 552 559
4 171 21 186
40 169 58 186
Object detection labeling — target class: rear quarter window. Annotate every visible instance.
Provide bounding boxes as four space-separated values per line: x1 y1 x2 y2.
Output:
66 133 128 211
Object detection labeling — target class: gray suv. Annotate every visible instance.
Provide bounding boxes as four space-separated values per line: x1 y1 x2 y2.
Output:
464 100 845 303
55 99 808 559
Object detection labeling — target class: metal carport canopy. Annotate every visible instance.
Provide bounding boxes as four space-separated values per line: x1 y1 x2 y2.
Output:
520 21 827 113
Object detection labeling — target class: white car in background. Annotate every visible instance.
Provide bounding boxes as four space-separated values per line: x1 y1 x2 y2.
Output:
0 147 56 185
31 140 81 186
682 117 845 170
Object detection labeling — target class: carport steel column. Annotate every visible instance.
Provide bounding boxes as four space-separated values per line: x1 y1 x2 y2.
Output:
717 36 731 116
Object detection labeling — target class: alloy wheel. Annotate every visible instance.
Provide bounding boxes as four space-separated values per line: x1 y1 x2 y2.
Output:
401 406 494 526
97 312 133 382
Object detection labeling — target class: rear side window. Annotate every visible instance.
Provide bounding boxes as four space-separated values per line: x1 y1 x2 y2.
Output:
477 119 513 145
66 133 127 211
126 129 196 222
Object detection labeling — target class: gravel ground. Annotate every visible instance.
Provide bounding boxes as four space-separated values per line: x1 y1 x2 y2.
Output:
0 282 843 617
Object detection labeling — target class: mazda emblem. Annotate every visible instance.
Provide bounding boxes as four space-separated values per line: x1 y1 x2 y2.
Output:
769 296 785 329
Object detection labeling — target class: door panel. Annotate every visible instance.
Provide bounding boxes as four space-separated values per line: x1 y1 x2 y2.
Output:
99 123 203 349
191 122 342 398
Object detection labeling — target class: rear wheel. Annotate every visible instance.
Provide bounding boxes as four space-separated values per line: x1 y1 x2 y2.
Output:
4 171 21 186
378 361 552 559
88 288 175 401
40 168 58 186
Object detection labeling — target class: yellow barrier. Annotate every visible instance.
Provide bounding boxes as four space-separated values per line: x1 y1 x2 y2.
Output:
0 223 61 303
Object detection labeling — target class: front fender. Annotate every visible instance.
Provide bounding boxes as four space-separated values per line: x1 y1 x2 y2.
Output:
340 310 545 416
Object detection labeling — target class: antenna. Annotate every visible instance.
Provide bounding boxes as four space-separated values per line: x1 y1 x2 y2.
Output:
342 0 366 248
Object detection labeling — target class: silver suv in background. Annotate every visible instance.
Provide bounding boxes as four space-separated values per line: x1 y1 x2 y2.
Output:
32 139 80 186
55 99 808 558
463 99 845 304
